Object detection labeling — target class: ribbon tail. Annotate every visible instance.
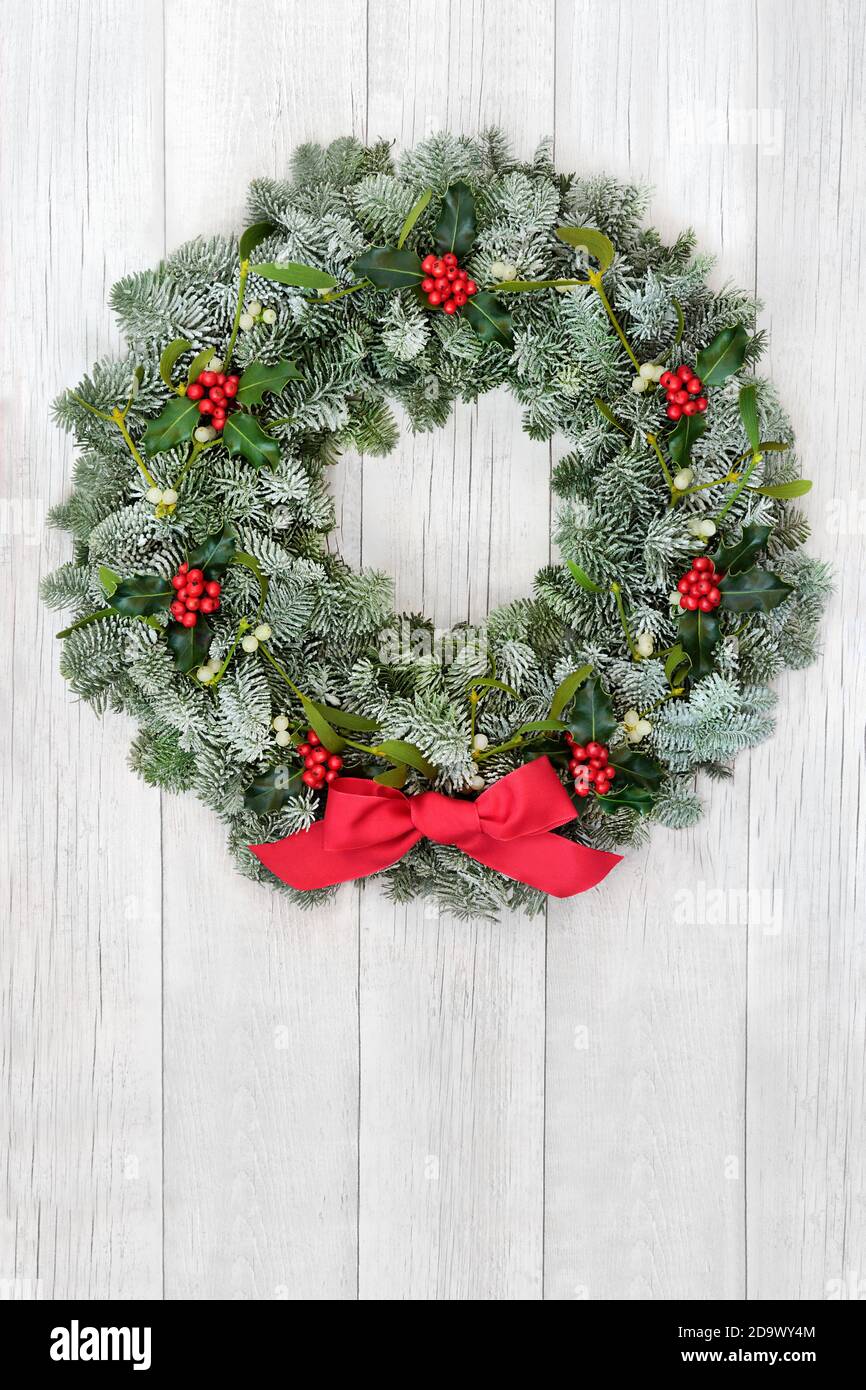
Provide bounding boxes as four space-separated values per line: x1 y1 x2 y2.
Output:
250 821 420 890
458 829 622 897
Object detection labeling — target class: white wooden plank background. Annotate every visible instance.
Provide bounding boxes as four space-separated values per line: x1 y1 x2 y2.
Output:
1 0 863 1301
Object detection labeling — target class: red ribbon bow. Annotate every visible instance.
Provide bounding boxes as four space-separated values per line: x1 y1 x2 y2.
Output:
250 756 621 898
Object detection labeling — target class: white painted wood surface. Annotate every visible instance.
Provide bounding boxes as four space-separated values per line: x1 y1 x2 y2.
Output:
1 0 862 1301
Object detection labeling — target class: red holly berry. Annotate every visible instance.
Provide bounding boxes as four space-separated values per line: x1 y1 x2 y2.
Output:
307 730 320 746
443 299 457 314
171 574 186 590
302 771 319 788
198 399 214 414
181 610 197 628
327 754 343 770
659 370 675 388
199 370 217 387
565 738 614 797
204 580 221 597
663 363 709 422
297 743 311 757
187 382 204 401
199 597 217 614
421 251 477 314
421 277 436 292
667 404 683 420
222 378 238 398
324 770 340 784
676 557 724 612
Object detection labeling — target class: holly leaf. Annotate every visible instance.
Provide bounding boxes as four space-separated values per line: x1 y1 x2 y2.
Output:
166 615 214 674
250 261 339 289
596 784 656 815
696 324 749 386
433 181 477 258
463 291 513 349
397 187 432 249
351 247 424 290
677 608 721 681
549 664 593 720
106 574 173 617
718 566 793 613
749 479 813 499
739 382 760 451
244 765 302 815
187 523 236 579
712 522 772 576
159 338 192 392
142 396 199 455
565 676 617 745
606 744 664 792
668 411 707 467
239 221 276 263
236 359 302 407
223 413 280 470
555 226 615 274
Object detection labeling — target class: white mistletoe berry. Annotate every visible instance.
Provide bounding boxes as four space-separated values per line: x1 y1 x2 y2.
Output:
636 631 655 658
489 260 518 281
698 518 716 538
161 488 178 506
241 634 259 653
472 733 489 751
253 623 272 641
272 714 289 732
247 300 263 318
208 357 223 373
673 468 694 490
623 708 641 731
262 307 277 324
688 516 716 538
239 312 255 331
631 375 649 394
196 666 213 683
194 425 216 444
639 361 663 381
274 730 292 748
669 589 683 606
467 774 485 791
145 486 163 504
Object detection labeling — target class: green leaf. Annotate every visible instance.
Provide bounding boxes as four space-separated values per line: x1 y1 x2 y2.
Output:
397 187 432 249
236 358 302 406
239 221 276 263
677 609 721 681
668 411 707 468
166 615 214 674
187 523 236 578
468 676 521 698
512 719 570 736
106 574 173 617
433 181 476 258
309 700 379 733
56 607 116 639
463 291 513 348
250 261 339 289
672 296 685 344
223 413 280 470
351 247 424 290
696 324 749 386
244 765 301 815
596 784 656 815
594 397 628 433
234 551 269 610
494 279 585 293
712 522 772 576
98 565 120 596
749 479 812 499
555 226 615 273
142 395 199 455
373 739 436 778
718 566 794 613
607 744 664 792
159 338 192 392
549 664 593 720
739 383 760 451
566 559 605 593
566 676 617 745
187 346 217 383
297 696 345 753
373 764 408 788
664 644 691 689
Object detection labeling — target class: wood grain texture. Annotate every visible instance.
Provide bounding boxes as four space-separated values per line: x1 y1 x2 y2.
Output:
1 0 863 1302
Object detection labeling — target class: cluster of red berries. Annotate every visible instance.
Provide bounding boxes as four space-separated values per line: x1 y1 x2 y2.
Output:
660 364 708 421
186 370 240 432
169 562 222 628
420 252 478 314
298 729 344 790
677 555 725 613
564 736 617 798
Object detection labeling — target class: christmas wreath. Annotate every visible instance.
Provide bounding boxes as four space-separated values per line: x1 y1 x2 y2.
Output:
44 131 829 918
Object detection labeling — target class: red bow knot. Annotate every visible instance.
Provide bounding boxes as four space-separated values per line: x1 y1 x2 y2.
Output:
250 757 621 898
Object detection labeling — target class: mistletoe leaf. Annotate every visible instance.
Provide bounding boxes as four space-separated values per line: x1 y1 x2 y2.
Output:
187 523 237 579
738 382 760 450
555 226 615 273
496 278 586 292
564 676 617 744
159 338 192 392
463 291 513 348
98 565 120 596
106 574 173 617
397 187 433 249
433 181 476 258
664 643 691 689
351 247 424 290
549 664 593 720
142 395 199 455
223 413 280 470
668 411 707 468
566 559 605 592
373 764 408 788
234 551 269 609
373 739 436 778
236 359 302 407
712 522 772 576
718 566 794 613
187 346 217 382
244 765 301 815
309 700 379 733
166 615 214 674
295 695 345 753
696 324 749 386
250 261 339 289
56 608 116 639
239 221 276 263
677 609 721 681
749 479 812 499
